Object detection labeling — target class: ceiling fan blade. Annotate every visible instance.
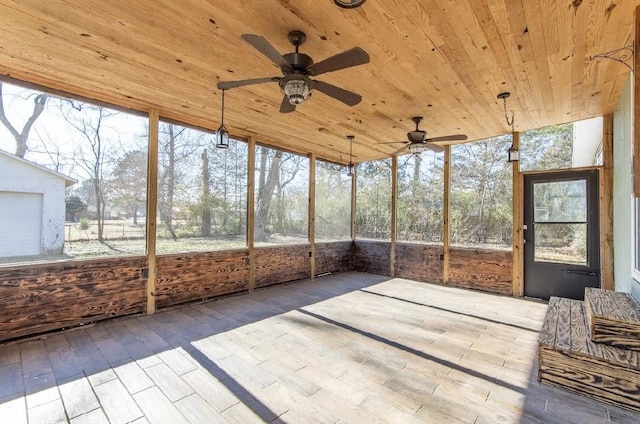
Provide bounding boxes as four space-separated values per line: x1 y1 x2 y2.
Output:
241 34 292 71
425 134 468 143
313 80 362 106
376 141 407 145
217 77 280 90
279 95 296 113
391 145 410 156
424 143 445 153
307 47 370 76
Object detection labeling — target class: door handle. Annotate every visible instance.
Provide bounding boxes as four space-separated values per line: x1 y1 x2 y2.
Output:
563 269 599 276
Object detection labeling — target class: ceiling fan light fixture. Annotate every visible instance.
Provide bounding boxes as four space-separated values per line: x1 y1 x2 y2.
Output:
334 0 367 8
281 78 311 105
409 143 427 155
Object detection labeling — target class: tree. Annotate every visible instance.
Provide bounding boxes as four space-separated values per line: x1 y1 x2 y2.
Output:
0 82 48 158
60 101 119 243
158 124 181 240
356 159 392 239
273 154 305 234
316 161 350 240
157 123 207 240
255 147 283 241
109 149 147 225
65 196 87 222
253 147 309 242
207 139 248 237
397 152 444 243
520 124 573 171
451 136 512 246
200 149 212 237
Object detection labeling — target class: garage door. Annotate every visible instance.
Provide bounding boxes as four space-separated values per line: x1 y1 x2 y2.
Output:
0 191 43 257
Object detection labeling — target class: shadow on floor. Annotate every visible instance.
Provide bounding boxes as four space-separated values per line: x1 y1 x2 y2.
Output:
0 272 390 422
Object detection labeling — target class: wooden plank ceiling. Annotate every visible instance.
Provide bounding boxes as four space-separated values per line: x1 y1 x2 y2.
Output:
0 0 634 164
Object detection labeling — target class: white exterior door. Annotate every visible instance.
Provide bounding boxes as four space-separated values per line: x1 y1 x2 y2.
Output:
0 191 43 257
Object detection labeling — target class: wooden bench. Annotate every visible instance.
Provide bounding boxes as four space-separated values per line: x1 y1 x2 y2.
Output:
538 297 640 412
585 287 640 351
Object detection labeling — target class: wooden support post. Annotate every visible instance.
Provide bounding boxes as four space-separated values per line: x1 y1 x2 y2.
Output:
351 165 357 240
634 6 640 196
443 145 451 285
309 154 316 279
601 115 615 290
390 156 398 277
511 132 524 297
145 109 159 315
247 136 256 292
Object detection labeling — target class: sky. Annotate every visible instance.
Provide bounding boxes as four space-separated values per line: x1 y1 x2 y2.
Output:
0 81 148 181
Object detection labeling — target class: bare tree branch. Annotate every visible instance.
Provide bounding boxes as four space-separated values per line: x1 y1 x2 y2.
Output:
0 82 48 157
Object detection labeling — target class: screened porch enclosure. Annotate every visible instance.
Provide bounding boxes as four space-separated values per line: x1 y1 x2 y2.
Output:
1 0 640 421
0 83 612 341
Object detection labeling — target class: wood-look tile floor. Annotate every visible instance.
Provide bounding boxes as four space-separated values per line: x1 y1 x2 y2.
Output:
1 271 639 424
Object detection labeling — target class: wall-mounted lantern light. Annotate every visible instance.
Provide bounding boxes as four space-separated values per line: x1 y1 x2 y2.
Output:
507 144 520 162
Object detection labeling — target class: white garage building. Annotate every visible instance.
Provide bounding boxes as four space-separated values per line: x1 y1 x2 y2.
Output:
0 149 75 257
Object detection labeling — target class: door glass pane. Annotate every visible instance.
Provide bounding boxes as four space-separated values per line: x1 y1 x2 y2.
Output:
534 223 587 265
534 180 586 222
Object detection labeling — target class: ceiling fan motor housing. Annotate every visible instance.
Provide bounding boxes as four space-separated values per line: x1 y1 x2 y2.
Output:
283 53 314 72
407 130 427 142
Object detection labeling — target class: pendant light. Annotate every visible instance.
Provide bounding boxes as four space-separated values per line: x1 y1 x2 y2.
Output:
216 89 229 149
498 92 518 162
346 135 355 176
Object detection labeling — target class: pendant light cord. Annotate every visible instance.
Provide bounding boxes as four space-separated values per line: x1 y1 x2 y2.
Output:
347 135 355 165
221 89 226 125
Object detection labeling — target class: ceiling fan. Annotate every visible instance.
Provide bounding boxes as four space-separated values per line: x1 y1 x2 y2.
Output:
217 30 370 113
381 117 468 155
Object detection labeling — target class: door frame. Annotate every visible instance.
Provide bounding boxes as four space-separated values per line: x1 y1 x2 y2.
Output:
519 167 603 299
